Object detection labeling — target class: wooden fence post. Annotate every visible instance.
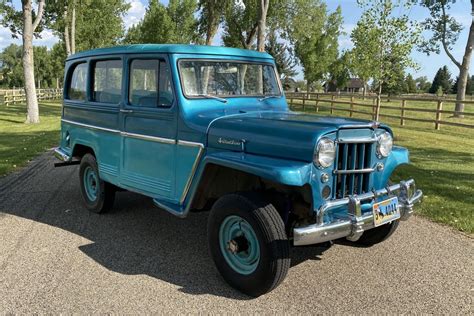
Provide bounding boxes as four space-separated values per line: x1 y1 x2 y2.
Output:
400 99 406 126
435 100 443 130
315 94 319 112
302 95 306 111
330 94 335 114
350 96 354 117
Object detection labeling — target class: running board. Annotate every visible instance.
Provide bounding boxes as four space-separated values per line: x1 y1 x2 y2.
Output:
152 198 187 218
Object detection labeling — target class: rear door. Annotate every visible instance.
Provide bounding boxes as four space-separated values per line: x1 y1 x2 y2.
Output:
119 55 177 200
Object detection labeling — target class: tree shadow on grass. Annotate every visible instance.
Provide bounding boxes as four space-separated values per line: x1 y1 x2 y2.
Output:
0 152 328 300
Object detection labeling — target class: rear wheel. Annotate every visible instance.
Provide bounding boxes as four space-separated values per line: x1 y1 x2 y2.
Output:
79 153 115 213
208 192 290 297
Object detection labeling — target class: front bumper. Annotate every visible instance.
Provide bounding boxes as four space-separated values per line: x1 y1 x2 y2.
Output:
293 179 423 246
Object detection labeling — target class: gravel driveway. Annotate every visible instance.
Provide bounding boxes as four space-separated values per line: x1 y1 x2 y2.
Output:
0 151 472 313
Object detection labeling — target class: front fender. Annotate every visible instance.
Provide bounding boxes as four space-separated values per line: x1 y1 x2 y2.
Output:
200 151 313 186
373 146 410 188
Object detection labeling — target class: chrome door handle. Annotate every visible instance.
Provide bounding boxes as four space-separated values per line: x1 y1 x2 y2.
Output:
120 109 134 113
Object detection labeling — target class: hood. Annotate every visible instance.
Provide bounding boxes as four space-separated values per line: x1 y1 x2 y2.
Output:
207 111 378 162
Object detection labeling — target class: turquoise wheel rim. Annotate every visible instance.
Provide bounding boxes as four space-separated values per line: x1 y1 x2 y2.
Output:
83 166 99 201
219 215 260 275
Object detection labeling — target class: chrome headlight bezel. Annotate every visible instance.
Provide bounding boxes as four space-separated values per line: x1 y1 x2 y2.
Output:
376 131 393 158
313 137 336 168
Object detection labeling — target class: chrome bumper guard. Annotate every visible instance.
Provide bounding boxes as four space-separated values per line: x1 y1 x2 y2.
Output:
54 147 72 162
293 179 423 246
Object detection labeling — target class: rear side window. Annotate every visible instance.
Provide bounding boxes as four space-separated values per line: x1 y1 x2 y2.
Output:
67 63 87 100
129 59 173 107
92 60 123 104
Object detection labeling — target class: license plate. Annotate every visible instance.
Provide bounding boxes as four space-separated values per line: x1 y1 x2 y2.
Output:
373 197 400 227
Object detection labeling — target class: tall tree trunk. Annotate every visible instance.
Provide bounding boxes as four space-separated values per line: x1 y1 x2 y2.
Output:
257 0 269 52
71 0 76 54
22 0 45 124
64 5 71 56
375 82 382 121
455 18 474 117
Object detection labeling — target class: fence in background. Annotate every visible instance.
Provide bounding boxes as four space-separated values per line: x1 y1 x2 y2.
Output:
286 92 474 130
0 88 62 106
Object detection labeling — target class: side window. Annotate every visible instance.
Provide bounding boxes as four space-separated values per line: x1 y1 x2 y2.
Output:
92 60 122 104
129 59 174 107
67 62 87 100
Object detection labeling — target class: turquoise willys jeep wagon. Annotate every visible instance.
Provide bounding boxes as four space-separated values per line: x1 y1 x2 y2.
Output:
54 44 422 296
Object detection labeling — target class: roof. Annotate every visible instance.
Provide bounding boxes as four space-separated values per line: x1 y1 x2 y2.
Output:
67 44 274 61
346 78 364 89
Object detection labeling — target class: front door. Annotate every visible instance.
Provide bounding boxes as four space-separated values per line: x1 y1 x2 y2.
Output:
119 56 177 200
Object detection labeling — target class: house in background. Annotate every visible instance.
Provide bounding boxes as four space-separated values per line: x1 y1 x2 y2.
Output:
324 78 365 93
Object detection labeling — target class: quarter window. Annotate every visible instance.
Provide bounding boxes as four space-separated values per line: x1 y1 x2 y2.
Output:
92 60 123 104
67 62 87 100
129 59 173 107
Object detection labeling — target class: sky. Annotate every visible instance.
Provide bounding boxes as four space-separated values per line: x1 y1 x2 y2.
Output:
0 0 472 82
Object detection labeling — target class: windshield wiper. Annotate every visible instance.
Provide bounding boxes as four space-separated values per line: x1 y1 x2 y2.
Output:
258 95 281 102
197 94 228 103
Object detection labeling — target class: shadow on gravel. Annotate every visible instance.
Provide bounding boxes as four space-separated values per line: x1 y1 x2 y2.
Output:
0 153 329 300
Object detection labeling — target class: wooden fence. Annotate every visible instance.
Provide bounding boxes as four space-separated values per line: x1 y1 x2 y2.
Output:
286 92 474 130
0 88 62 106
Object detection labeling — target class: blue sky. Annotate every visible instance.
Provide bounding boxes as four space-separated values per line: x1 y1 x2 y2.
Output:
0 0 471 82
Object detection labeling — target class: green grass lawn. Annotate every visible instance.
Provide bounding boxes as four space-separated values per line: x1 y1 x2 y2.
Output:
291 97 474 234
0 102 61 175
0 99 472 234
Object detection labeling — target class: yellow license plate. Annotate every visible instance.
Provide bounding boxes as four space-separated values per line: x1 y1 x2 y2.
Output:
373 197 400 227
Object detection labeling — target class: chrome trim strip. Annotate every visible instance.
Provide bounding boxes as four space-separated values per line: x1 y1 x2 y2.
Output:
337 138 377 144
179 144 205 204
61 119 120 134
333 168 375 175
120 131 176 144
177 140 204 148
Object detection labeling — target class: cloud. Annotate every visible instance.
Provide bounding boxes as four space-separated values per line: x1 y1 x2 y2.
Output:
0 26 58 50
123 0 146 29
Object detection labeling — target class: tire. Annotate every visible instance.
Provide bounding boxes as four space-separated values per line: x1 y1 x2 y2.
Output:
353 220 399 246
208 192 290 297
79 153 115 213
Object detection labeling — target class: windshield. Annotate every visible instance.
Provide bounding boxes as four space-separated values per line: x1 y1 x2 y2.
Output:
178 60 281 98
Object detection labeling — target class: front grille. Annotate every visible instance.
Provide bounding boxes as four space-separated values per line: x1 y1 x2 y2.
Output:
334 142 374 198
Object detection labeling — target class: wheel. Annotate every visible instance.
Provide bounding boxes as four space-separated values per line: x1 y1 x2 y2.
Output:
353 220 399 246
207 192 290 297
79 153 115 213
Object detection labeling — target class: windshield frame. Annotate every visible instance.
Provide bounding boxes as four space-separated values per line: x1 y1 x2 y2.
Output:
177 58 283 100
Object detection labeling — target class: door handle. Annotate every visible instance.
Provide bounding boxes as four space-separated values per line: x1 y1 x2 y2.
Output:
120 109 134 114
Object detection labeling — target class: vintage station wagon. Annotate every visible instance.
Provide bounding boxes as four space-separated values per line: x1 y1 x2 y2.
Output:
54 44 422 296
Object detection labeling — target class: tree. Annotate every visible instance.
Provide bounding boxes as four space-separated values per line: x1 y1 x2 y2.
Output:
452 75 472 95
419 0 474 117
124 0 199 44
1 0 46 123
257 0 270 52
265 29 296 78
405 74 417 93
222 0 259 49
286 0 343 91
198 0 228 45
46 0 129 55
415 76 431 92
0 44 23 87
429 66 452 94
352 0 421 120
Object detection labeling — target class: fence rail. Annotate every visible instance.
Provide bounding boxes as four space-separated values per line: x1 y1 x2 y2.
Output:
0 88 62 106
285 92 474 130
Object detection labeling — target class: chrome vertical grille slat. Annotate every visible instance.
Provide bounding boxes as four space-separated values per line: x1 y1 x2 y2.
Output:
335 141 374 199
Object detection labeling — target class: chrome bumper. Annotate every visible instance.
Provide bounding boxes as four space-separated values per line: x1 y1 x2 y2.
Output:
54 147 72 162
293 179 423 246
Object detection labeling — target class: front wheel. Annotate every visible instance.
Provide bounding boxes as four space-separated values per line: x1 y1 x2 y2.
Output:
208 192 290 297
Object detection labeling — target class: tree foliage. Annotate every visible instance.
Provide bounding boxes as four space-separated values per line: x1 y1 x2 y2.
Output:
124 0 200 44
265 29 296 78
286 0 343 86
429 65 452 94
415 76 431 92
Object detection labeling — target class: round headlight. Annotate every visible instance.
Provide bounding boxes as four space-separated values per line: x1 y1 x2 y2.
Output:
377 131 393 157
314 138 336 168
